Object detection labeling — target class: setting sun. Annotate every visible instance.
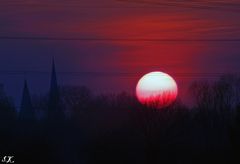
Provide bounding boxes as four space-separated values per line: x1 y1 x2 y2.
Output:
136 71 178 108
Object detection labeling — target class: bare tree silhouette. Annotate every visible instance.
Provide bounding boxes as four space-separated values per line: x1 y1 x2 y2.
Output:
2 74 240 163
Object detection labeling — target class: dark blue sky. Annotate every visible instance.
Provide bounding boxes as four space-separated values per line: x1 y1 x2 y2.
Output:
0 0 240 106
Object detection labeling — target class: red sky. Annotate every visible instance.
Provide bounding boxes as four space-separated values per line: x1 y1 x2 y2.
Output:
0 0 240 104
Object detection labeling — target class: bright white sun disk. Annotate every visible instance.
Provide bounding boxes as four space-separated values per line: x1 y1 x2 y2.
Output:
136 71 178 108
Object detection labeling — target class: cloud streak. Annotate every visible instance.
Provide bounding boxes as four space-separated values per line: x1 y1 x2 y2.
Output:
0 0 239 104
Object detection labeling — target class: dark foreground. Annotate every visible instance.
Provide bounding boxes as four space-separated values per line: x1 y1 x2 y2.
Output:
1 76 240 164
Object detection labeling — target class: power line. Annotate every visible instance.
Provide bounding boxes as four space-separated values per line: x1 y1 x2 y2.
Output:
117 0 240 6
0 36 240 42
0 3 158 8
3 1 240 8
1 1 240 12
116 0 240 12
0 71 238 78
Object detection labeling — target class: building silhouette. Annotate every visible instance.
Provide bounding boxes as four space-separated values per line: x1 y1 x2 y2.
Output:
48 58 60 110
47 58 64 120
19 79 34 120
17 58 64 120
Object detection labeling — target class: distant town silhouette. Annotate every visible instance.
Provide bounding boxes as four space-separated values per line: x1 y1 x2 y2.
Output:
1 59 240 164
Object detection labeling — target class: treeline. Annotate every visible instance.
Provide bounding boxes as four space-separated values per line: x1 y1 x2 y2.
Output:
0 75 240 164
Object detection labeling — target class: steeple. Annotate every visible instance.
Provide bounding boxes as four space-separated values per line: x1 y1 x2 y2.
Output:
50 58 59 96
48 58 60 111
19 80 34 120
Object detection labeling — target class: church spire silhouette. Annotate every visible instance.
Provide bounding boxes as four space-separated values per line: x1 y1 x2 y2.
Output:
48 58 60 111
19 79 34 120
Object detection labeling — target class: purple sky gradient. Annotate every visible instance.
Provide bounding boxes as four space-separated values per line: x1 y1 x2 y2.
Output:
0 0 240 105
